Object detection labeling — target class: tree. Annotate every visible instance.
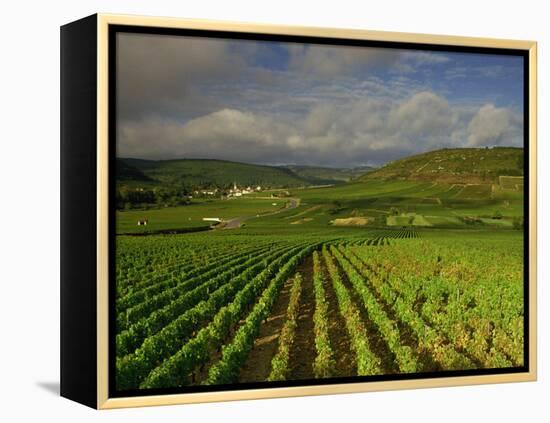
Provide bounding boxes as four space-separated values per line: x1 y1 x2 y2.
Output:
375 214 387 227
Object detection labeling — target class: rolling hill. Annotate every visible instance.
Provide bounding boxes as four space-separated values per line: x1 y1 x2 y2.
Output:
283 165 375 184
362 147 523 184
117 147 523 190
118 158 311 188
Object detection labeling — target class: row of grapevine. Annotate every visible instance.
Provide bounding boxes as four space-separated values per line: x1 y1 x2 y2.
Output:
117 250 203 298
343 246 475 370
117 243 271 312
348 239 523 367
364 237 391 246
116 237 272 297
418 288 513 368
390 229 419 239
116 243 278 331
117 243 315 390
116 240 229 296
331 245 420 373
116 243 303 359
311 251 335 378
141 244 318 388
267 274 303 381
322 246 382 375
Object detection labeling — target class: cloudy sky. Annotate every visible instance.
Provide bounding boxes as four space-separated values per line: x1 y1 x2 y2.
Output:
116 32 524 168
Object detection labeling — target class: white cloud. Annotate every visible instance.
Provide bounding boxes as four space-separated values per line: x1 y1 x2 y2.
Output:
115 32 523 167
118 91 523 167
389 91 457 137
118 109 298 163
467 104 523 147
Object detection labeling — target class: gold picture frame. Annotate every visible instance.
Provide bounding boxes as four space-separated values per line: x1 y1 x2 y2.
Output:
60 13 537 409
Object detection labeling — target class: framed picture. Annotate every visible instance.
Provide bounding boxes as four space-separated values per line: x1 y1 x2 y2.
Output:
60 13 537 409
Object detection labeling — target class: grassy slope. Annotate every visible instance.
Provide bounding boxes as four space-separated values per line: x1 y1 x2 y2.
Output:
362 147 523 184
240 177 523 235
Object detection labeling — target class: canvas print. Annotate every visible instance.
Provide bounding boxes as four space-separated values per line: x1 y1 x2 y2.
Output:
113 31 526 393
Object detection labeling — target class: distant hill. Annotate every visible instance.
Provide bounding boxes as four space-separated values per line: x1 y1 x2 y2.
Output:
118 158 311 188
116 159 153 182
348 166 377 179
284 165 375 184
362 147 523 184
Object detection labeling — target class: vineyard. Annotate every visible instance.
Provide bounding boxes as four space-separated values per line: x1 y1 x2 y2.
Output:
115 229 524 391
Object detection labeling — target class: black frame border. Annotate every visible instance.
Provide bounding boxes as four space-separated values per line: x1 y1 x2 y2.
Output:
60 13 99 409
107 23 530 399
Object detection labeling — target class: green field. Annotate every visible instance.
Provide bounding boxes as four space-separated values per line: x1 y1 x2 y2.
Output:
114 147 525 392
117 198 289 234
118 175 525 235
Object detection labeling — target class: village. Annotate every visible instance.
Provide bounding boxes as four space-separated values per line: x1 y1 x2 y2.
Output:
129 183 296 227
194 183 262 199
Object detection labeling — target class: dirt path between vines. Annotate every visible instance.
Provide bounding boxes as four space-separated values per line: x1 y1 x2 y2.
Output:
238 278 294 383
288 255 316 380
321 258 356 378
331 253 397 375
